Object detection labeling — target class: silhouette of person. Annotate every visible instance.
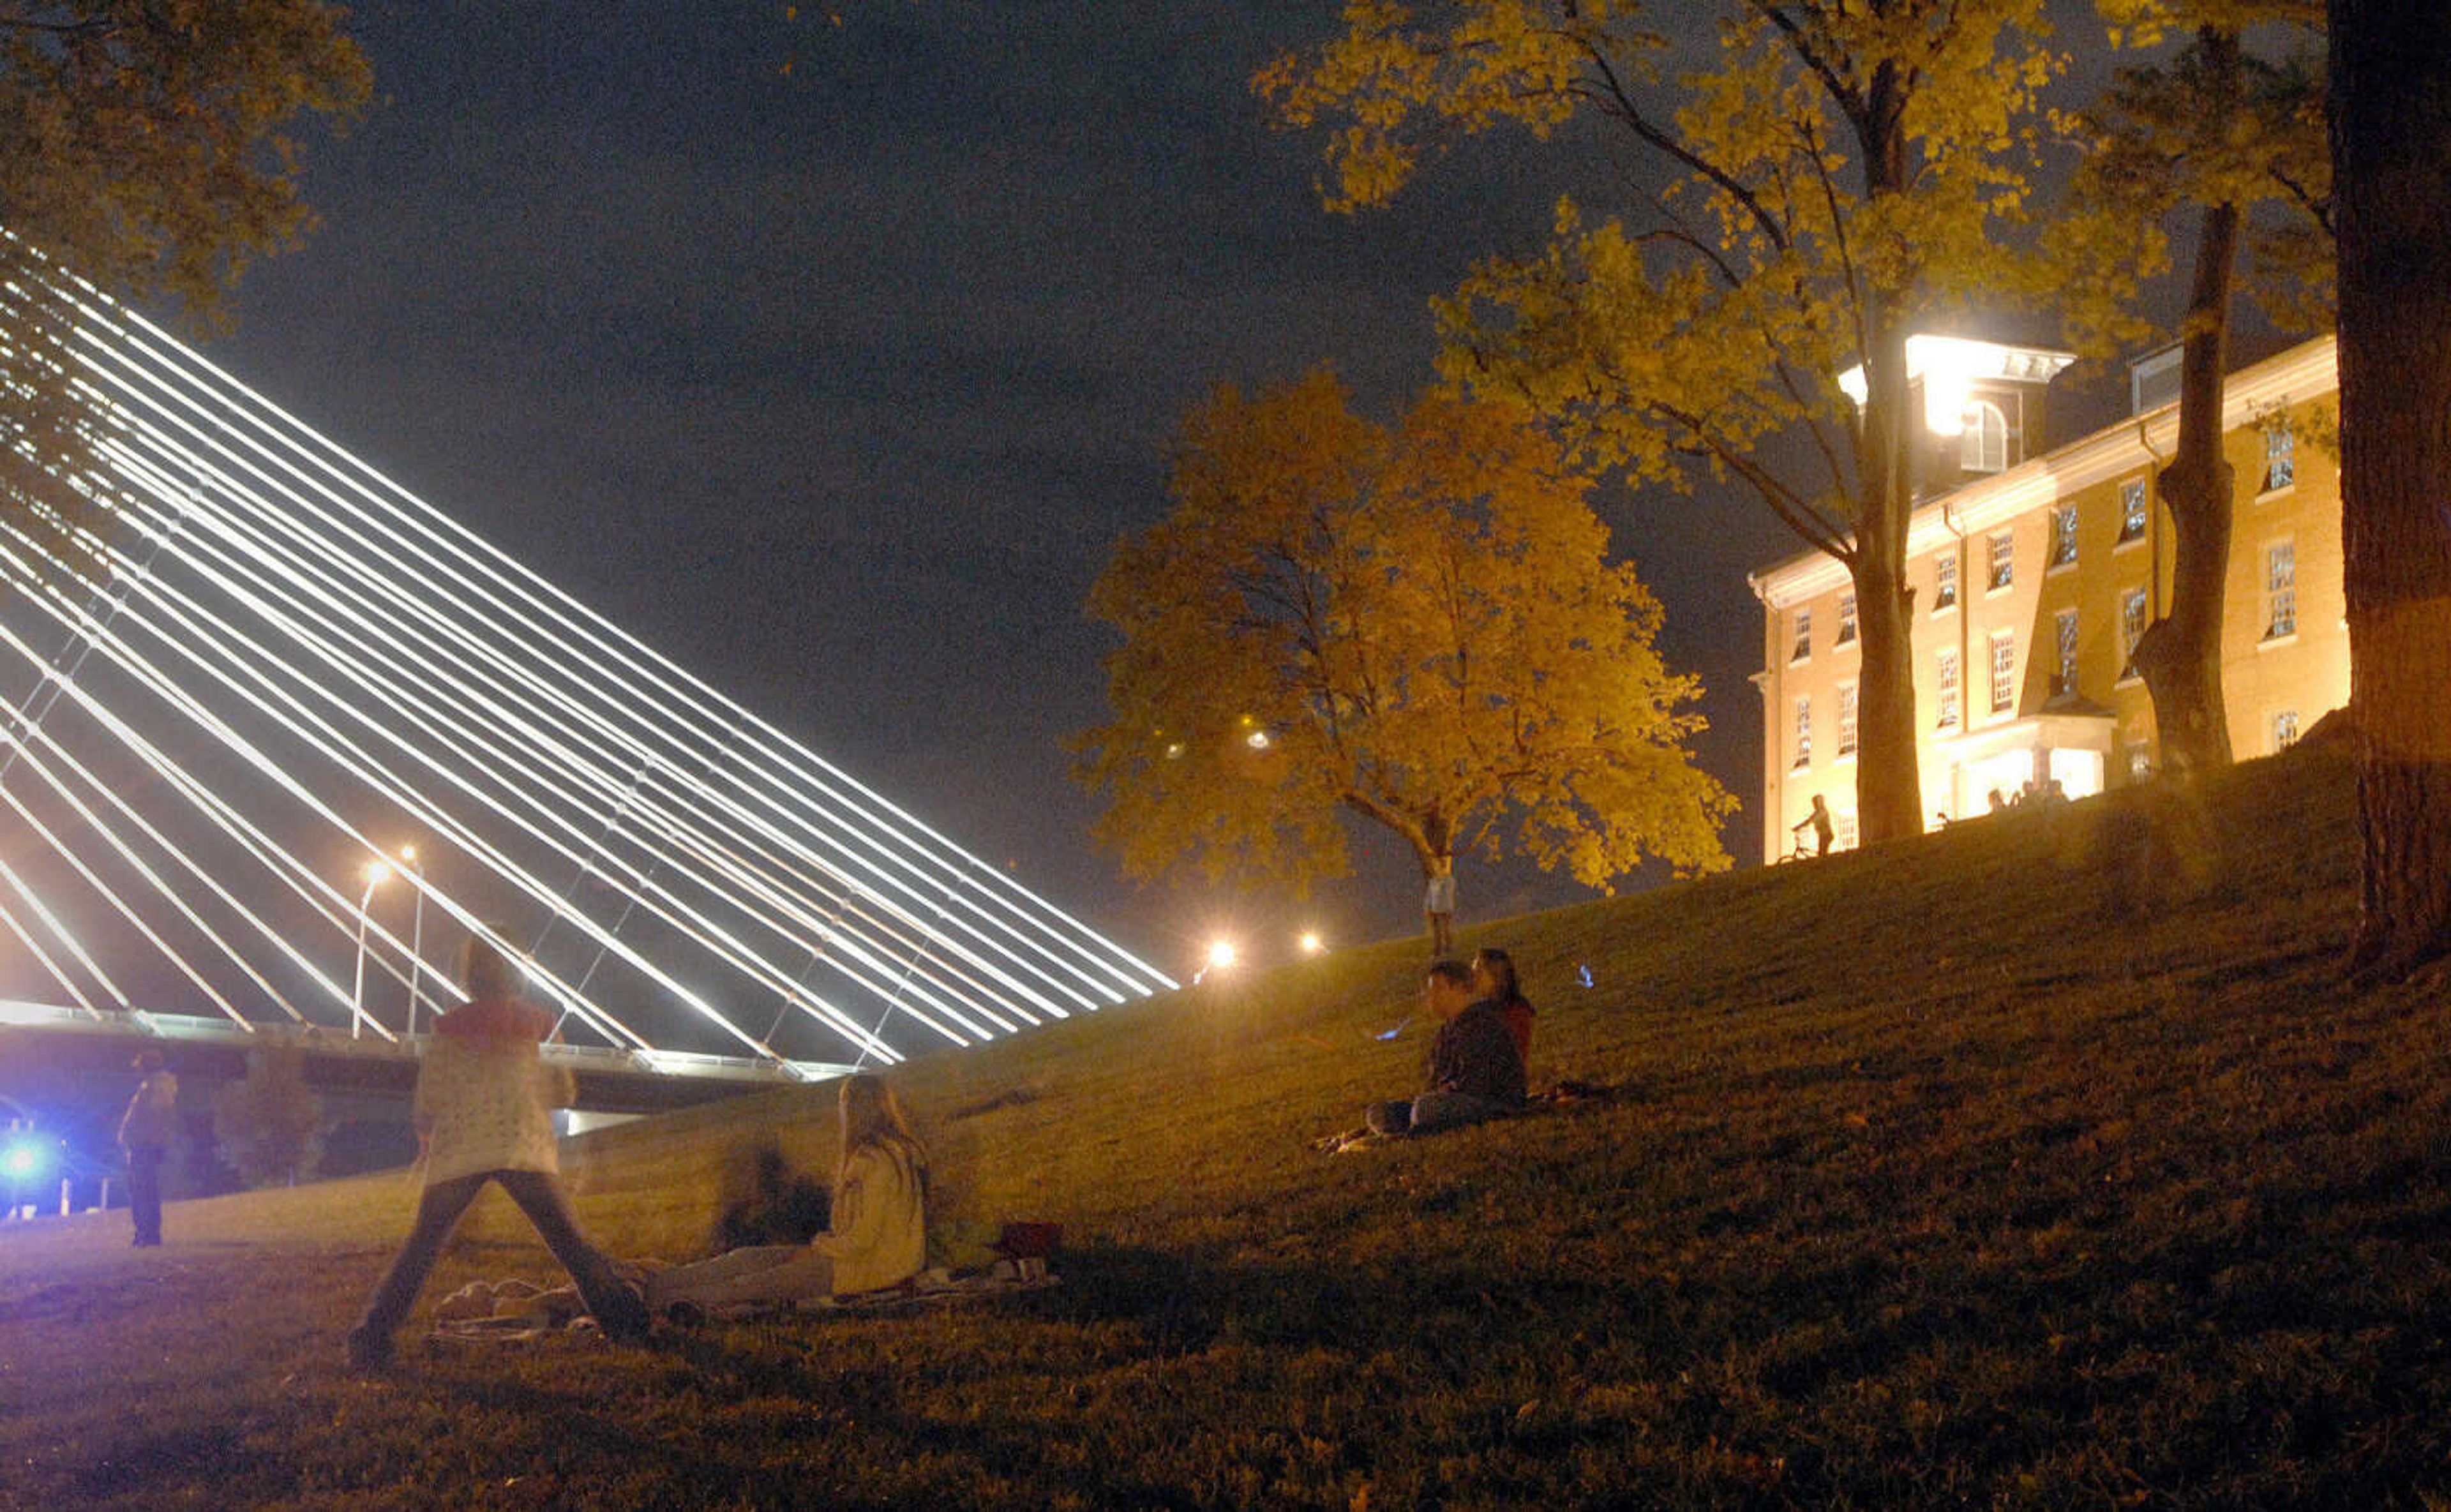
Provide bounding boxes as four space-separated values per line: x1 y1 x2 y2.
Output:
117 1050 177 1248
1792 793 1834 857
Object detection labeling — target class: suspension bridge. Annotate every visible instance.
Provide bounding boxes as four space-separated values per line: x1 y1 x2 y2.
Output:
0 244 1175 1111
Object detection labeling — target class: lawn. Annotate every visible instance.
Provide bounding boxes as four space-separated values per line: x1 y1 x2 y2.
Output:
5 739 2449 1509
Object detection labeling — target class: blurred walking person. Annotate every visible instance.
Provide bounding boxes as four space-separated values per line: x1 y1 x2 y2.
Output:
346 935 648 1370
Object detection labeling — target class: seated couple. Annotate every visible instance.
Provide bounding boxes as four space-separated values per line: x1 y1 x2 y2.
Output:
1365 954 1530 1138
647 1071 927 1317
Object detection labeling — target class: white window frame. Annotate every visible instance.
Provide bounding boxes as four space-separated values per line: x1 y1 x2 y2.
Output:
1961 400 2009 474
2048 504 2079 570
1790 606 1812 662
1792 695 1813 769
1936 648 1960 730
2272 708 2300 753
2261 424 2297 495
1837 682 1858 759
2055 608 2080 696
2118 586 2148 684
1933 551 1959 613
2117 478 2148 546
1836 590 1857 647
1988 630 2016 715
1986 532 2014 594
2264 539 2297 641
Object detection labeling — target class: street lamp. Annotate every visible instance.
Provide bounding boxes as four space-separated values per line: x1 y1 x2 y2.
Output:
352 860 391 1039
400 844 426 1037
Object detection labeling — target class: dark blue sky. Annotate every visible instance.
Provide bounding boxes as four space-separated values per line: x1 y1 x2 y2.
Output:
207 3 1820 971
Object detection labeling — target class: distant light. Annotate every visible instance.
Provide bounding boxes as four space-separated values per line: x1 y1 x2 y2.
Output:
2 1141 41 1180
363 860 393 888
399 844 417 862
1298 931 1324 955
1164 742 1185 760
1206 939 1238 971
1245 730 1271 750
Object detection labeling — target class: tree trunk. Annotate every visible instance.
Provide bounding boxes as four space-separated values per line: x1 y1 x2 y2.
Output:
2331 0 2451 973
2134 187 2240 779
1849 303 1926 844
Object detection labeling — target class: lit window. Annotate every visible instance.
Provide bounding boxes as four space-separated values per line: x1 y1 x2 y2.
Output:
1988 532 2014 592
2272 709 2300 752
1961 400 2009 474
2119 587 2148 681
1838 683 1858 758
2055 608 2080 695
1836 591 1857 646
1836 810 1859 850
2048 505 2079 569
1793 696 1813 768
1936 648 1960 730
2262 425 2296 493
2265 541 2297 640
2125 743 2153 779
2118 479 2148 544
1791 608 1811 662
1933 551 1958 612
1989 630 2016 714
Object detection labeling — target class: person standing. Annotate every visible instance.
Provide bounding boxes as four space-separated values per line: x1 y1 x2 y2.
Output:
1792 793 1835 857
346 935 648 1370
1423 860 1457 955
117 1050 177 1248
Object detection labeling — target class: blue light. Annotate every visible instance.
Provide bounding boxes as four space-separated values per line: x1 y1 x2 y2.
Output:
3 1140 44 1180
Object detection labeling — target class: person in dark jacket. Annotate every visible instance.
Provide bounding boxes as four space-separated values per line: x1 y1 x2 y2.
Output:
117 1050 178 1247
1366 960 1527 1137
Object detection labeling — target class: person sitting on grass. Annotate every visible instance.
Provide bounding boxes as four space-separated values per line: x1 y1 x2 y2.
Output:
646 1072 928 1320
1365 959 1527 1139
1473 946 1535 1067
347 936 650 1370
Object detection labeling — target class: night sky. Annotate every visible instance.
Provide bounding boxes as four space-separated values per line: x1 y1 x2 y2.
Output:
207 3 1827 976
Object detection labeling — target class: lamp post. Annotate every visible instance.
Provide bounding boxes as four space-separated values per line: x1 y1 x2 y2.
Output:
400 844 426 1037
351 860 390 1038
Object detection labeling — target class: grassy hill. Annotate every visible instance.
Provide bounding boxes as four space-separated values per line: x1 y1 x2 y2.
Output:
5 740 2449 1509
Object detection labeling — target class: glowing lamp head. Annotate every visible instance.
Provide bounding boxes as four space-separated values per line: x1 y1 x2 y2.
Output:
1204 939 1238 973
1245 730 1271 751
3 1140 42 1181
1298 931 1324 956
363 860 393 888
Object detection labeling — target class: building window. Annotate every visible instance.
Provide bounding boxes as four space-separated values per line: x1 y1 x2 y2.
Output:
2125 742 2153 780
1836 810 1859 850
2119 586 2148 682
2048 504 2079 569
2265 541 2297 640
2261 424 2296 493
1936 648 1960 730
1793 696 1812 768
1934 551 1959 612
1836 591 1857 646
1790 607 1811 662
2118 479 2148 544
2055 608 2080 696
1961 400 2009 474
1989 630 2016 714
1987 532 2014 592
1838 682 1858 758
2272 709 2300 752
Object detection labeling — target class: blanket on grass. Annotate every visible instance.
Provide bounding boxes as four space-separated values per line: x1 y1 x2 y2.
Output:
424 1261 1060 1345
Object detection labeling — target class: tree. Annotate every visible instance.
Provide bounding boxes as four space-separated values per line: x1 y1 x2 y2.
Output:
1258 2 2062 844
2048 1 2329 779
2328 0 2451 975
212 1048 328 1188
1073 368 1732 909
0 1 370 567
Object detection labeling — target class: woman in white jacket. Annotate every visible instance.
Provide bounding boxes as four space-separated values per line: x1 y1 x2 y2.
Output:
648 1072 928 1315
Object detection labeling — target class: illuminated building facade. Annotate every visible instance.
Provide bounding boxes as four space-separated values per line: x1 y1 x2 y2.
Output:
1749 334 2345 859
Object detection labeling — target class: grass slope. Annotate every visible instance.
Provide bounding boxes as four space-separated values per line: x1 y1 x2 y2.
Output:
5 742 2450 1509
